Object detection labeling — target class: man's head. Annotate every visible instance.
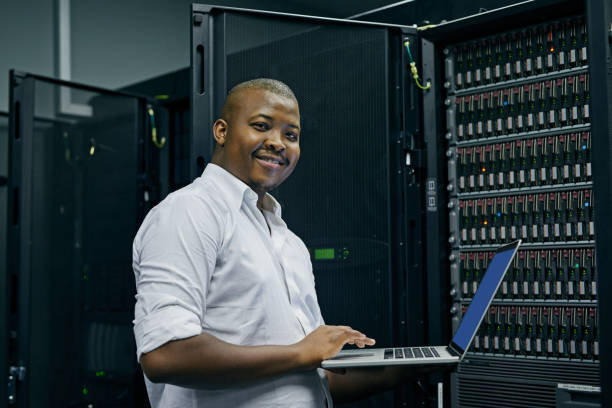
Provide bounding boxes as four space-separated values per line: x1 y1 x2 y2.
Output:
211 79 301 202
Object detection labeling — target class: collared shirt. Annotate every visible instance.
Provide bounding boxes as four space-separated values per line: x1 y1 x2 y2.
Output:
132 163 331 408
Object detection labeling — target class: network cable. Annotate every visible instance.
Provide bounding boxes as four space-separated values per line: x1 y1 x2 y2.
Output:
148 105 166 148
404 40 432 90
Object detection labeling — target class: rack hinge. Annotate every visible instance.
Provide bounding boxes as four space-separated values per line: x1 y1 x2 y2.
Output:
8 366 26 405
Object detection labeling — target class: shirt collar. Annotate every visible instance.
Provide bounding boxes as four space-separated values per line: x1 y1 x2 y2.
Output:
201 163 282 217
261 192 282 218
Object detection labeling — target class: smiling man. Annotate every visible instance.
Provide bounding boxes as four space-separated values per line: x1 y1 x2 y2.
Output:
132 79 411 408
210 80 301 211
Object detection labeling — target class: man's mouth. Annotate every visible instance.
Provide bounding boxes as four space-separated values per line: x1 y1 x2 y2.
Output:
254 154 285 166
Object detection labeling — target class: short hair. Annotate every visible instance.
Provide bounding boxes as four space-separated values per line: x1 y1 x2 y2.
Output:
221 78 297 121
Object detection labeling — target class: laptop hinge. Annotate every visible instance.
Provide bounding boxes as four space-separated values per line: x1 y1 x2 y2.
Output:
447 344 462 357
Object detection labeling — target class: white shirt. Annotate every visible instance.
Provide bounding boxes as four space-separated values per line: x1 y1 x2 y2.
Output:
132 163 332 408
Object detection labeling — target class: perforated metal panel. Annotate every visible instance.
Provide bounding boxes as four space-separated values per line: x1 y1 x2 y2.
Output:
224 12 394 343
454 356 600 408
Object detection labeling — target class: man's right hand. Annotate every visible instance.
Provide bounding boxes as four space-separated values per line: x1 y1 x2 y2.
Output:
294 325 376 369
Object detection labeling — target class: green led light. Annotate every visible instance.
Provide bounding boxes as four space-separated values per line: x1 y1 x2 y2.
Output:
575 263 580 268
314 248 335 260
82 387 88 396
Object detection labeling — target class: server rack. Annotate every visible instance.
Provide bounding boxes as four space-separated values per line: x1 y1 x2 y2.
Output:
416 0 610 406
189 2 611 407
190 5 425 407
5 72 159 407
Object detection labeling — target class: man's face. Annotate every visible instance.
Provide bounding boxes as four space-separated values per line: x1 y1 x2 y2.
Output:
213 89 301 196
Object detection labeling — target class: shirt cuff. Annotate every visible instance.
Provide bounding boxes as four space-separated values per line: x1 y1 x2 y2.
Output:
134 305 202 362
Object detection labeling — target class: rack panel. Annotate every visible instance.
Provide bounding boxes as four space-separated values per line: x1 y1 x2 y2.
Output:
444 13 599 376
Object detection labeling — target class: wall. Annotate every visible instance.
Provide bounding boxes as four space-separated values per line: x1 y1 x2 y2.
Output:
0 0 55 113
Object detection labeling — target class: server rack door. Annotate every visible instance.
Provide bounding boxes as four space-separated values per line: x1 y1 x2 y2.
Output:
7 72 152 408
420 0 606 406
190 5 421 407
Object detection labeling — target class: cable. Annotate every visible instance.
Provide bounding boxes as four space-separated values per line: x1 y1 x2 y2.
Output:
148 105 166 149
403 40 432 90
417 24 438 31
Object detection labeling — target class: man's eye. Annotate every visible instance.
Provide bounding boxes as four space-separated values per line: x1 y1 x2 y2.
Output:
286 132 298 141
252 122 269 131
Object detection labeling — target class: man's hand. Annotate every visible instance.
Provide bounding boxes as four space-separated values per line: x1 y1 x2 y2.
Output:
294 325 376 369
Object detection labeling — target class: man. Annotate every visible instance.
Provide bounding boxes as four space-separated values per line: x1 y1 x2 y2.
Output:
133 79 408 407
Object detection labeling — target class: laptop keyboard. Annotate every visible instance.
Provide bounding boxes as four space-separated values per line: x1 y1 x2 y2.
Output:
384 347 440 359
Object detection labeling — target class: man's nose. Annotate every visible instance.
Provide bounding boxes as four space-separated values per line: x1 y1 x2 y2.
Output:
264 129 286 151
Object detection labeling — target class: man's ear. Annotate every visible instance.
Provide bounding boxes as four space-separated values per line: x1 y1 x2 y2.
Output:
213 118 228 146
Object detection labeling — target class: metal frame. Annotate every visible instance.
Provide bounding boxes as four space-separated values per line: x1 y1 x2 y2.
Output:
420 35 451 348
192 3 418 29
395 30 431 406
400 31 427 352
0 110 8 406
7 72 35 406
9 71 152 101
586 0 612 405
0 112 10 408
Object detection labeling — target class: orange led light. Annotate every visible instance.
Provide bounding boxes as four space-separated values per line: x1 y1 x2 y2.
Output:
483 220 488 225
550 47 555 52
481 167 486 172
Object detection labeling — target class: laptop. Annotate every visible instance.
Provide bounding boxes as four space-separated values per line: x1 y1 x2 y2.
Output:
321 240 521 368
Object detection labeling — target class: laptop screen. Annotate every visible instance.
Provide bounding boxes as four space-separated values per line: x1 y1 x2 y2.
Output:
450 246 517 351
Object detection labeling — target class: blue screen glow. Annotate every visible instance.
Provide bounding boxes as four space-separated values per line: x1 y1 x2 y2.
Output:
451 248 516 351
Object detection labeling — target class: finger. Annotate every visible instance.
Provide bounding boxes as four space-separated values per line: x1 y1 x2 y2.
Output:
346 330 367 339
348 334 375 346
342 327 372 340
345 333 375 348
340 330 363 343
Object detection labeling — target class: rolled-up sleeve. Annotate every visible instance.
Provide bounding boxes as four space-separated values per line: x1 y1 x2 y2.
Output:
132 194 223 361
